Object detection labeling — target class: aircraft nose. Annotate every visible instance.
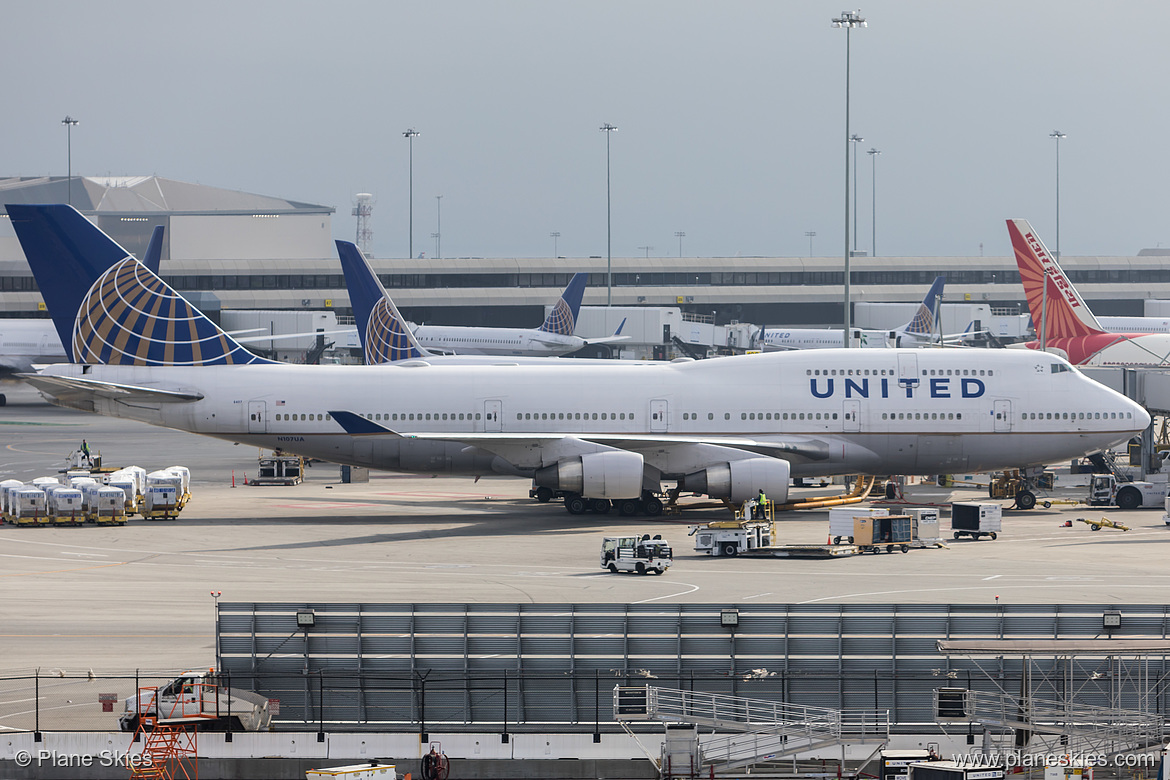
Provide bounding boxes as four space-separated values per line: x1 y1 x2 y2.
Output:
1133 401 1152 431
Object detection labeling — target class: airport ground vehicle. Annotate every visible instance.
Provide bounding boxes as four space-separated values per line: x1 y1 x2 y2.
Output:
951 502 1001 540
690 520 774 556
600 534 672 574
119 670 272 732
854 514 912 553
829 506 889 544
1087 473 1167 510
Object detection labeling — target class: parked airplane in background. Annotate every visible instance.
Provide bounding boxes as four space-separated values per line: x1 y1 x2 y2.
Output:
1008 219 1170 366
753 277 958 351
336 239 627 365
8 205 1149 515
397 271 626 357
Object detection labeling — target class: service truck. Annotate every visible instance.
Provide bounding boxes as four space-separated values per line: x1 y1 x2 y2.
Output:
119 670 272 732
690 521 774 556
601 535 672 574
1087 474 1167 510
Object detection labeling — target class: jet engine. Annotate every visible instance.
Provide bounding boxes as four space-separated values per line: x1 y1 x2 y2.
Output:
533 450 644 499
678 457 790 504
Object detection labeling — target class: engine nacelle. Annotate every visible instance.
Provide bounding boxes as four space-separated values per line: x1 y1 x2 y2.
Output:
533 450 644 499
679 458 790 504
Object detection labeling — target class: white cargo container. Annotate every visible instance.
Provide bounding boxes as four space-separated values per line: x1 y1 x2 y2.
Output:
0 479 23 521
31 476 60 489
106 478 138 515
48 487 85 525
829 506 890 544
143 473 181 519
11 487 47 526
164 466 191 506
89 487 128 525
905 507 941 543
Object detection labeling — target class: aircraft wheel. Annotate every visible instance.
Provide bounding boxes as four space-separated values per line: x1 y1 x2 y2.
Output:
1015 490 1037 510
565 494 587 515
608 563 618 573
641 496 664 517
590 498 611 514
533 486 554 503
721 543 738 557
1116 488 1141 510
618 499 640 516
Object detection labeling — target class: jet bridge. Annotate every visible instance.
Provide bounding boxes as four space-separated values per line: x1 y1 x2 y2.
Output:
614 685 889 777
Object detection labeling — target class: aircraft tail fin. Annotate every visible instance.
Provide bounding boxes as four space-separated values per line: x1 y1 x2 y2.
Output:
142 225 164 275
901 276 946 337
1006 219 1103 339
539 272 587 335
7 204 270 365
335 240 429 363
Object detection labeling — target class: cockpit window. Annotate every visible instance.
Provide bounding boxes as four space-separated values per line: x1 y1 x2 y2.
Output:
1050 363 1070 373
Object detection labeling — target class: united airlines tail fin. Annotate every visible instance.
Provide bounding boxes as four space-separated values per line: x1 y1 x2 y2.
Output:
1006 219 1103 340
539 272 587 335
900 276 946 337
335 240 429 363
7 204 270 365
142 225 164 275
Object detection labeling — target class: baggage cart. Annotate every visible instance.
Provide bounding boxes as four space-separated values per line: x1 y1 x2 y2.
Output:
829 506 889 544
950 501 1002 540
853 514 912 553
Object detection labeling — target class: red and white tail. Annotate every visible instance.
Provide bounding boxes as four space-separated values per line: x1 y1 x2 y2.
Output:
1006 219 1103 340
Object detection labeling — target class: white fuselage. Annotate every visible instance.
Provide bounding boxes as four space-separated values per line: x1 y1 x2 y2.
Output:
413 325 585 356
34 349 1146 480
759 328 897 350
1098 316 1170 335
0 319 66 374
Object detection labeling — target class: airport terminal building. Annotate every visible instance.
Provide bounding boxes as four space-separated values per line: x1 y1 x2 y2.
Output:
0 175 1165 329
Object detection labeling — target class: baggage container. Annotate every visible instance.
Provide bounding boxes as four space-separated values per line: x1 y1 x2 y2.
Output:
950 501 1002 540
11 487 47 526
143 482 180 519
829 506 889 544
905 507 941 543
854 514 913 553
106 478 138 516
89 487 128 525
164 466 191 506
0 479 23 521
48 487 85 525
31 476 60 489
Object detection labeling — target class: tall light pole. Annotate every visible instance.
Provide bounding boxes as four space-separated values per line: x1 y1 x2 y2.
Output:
850 133 864 254
61 116 79 207
434 195 442 259
805 231 816 256
550 231 560 257
867 147 881 257
675 231 685 257
600 123 618 306
403 128 420 258
1050 130 1066 261
638 245 654 259
833 10 866 344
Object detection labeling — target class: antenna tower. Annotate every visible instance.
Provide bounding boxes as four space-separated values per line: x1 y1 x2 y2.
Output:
352 193 374 256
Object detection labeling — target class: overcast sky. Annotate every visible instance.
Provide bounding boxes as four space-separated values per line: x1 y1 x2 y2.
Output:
5 2 1168 260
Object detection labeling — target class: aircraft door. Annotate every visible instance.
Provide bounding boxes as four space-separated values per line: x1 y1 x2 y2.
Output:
650 399 669 432
994 399 1011 432
484 399 503 432
248 401 267 433
843 400 860 433
897 353 919 387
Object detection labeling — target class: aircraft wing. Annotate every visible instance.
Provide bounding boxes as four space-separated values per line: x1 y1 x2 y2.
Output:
583 334 631 345
328 410 830 469
18 373 204 404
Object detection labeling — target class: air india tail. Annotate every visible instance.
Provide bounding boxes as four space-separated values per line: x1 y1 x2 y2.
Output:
1006 219 1104 341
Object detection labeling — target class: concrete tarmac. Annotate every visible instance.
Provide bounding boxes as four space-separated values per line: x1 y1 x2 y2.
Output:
3 384 1170 673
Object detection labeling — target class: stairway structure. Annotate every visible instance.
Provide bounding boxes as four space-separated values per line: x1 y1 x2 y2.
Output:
615 685 889 776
